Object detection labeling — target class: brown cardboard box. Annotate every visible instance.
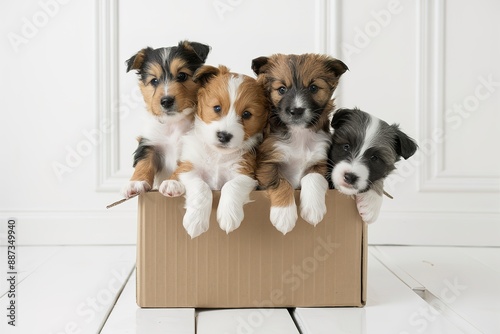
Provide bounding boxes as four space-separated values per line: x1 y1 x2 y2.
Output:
135 189 367 308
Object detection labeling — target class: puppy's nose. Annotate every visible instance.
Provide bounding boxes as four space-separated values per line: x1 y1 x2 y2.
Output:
343 172 359 185
160 96 175 109
286 107 305 117
216 131 233 144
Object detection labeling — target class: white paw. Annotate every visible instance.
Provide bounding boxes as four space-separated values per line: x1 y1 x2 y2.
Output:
217 183 244 233
121 180 151 199
217 207 243 233
159 180 185 197
300 173 328 226
270 204 298 234
183 208 210 238
216 175 256 234
182 179 212 238
300 200 327 226
356 190 383 224
217 199 244 234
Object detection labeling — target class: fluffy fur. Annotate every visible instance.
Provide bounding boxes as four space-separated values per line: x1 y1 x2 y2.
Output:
159 65 268 238
252 53 348 234
328 108 418 223
121 41 210 198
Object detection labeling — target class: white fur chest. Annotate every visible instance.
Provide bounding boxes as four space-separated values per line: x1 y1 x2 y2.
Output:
181 132 244 190
141 114 193 183
275 127 331 188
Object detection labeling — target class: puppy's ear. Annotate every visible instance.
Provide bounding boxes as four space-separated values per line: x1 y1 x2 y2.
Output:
330 108 352 129
193 65 220 86
126 48 151 73
392 125 418 160
325 58 349 78
251 56 270 75
179 40 211 62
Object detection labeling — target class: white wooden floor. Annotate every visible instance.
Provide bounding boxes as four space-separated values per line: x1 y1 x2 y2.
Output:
1 246 499 334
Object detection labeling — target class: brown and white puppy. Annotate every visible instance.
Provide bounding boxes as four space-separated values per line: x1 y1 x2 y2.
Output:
121 40 210 198
252 54 348 234
159 65 269 238
328 108 418 223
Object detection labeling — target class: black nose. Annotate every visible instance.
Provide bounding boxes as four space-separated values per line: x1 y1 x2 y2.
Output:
160 96 175 109
344 172 359 185
286 107 305 117
216 131 233 144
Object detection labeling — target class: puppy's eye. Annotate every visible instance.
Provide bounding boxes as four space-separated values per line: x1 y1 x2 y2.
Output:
213 105 222 113
370 155 379 162
343 144 350 152
150 78 159 86
177 72 188 82
278 86 287 95
242 111 252 120
309 84 319 93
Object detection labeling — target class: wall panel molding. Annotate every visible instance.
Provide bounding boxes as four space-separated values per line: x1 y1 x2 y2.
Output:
315 0 342 56
417 0 500 192
96 0 125 192
317 0 344 106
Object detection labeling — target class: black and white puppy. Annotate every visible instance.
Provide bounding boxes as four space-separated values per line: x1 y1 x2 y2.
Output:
328 108 418 223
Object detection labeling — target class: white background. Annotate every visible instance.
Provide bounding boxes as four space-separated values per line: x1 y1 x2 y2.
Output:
1 0 499 246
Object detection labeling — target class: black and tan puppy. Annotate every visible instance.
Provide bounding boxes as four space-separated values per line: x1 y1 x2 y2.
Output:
252 54 348 234
121 40 210 198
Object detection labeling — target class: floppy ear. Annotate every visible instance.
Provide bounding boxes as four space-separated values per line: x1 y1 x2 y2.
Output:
125 48 151 72
330 108 353 129
179 40 211 62
251 56 270 75
392 125 418 160
325 58 349 78
192 65 220 86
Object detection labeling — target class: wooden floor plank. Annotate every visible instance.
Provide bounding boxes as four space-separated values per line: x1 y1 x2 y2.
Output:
0 246 135 334
100 269 195 334
196 308 300 334
294 252 465 334
2 245 497 334
369 246 425 291
463 247 500 275
0 246 61 297
376 246 499 334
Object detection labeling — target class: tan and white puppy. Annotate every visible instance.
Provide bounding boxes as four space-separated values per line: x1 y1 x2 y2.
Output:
160 65 268 238
252 54 348 234
121 41 210 198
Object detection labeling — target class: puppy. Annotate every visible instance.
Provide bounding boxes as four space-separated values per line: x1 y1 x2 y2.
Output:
328 108 418 223
121 40 211 198
159 65 269 238
252 54 348 234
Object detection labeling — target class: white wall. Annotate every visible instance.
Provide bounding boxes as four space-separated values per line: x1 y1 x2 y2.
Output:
1 0 499 246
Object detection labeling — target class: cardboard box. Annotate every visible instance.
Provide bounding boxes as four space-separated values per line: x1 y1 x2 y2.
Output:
135 189 367 308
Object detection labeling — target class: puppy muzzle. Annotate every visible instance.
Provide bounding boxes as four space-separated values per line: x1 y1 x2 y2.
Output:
160 96 177 114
